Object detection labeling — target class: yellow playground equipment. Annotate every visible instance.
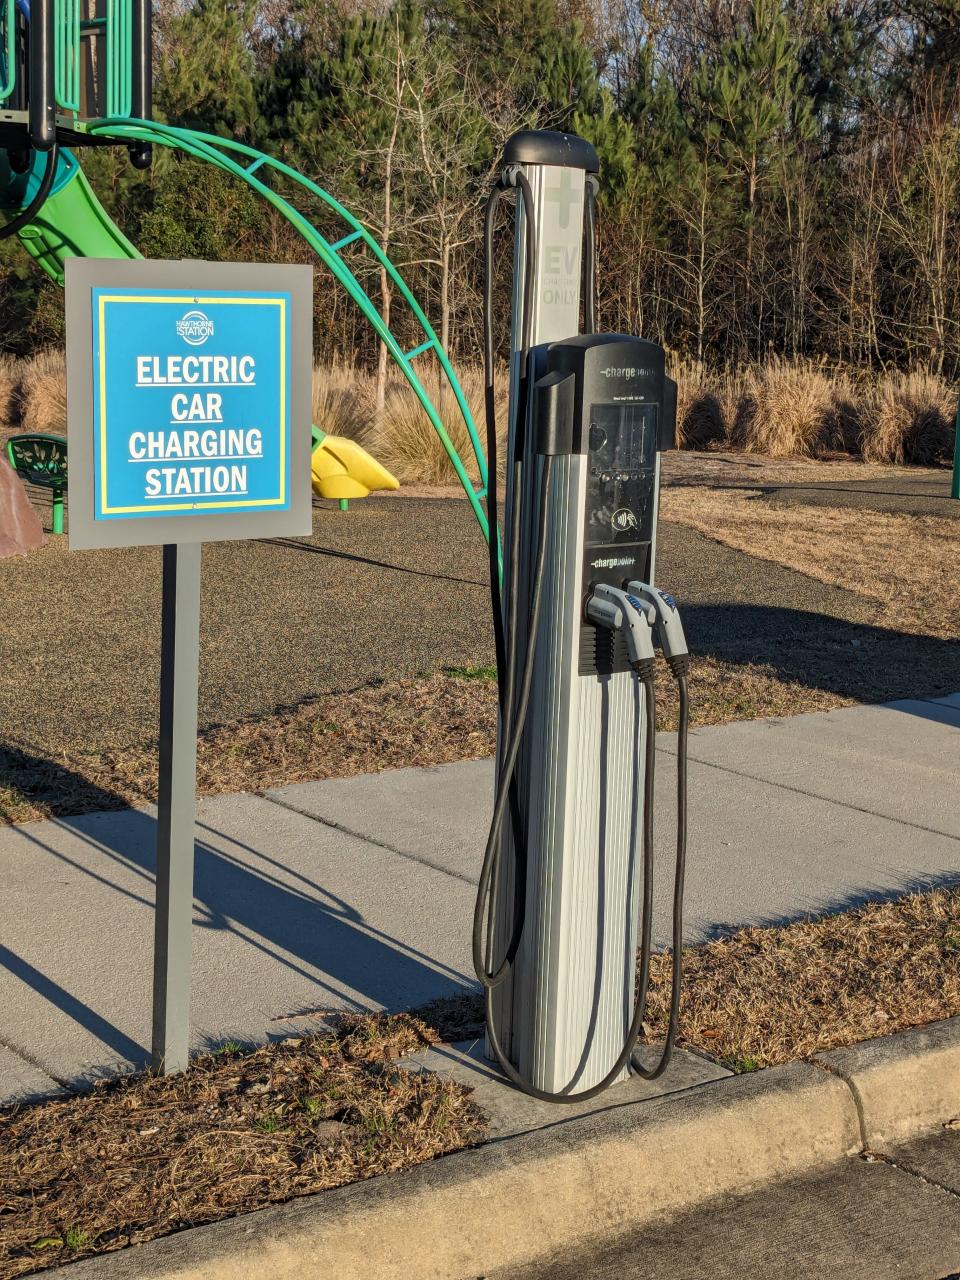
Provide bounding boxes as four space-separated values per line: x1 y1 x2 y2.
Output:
310 427 399 505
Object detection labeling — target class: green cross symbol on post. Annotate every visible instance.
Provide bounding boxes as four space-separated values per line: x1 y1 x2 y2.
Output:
544 169 579 230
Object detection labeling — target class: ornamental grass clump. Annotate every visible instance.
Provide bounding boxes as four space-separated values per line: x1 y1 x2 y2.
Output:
729 358 838 458
372 361 505 486
19 350 65 434
860 369 955 464
312 361 375 443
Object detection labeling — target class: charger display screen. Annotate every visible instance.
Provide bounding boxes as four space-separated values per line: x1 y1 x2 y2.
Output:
585 402 657 547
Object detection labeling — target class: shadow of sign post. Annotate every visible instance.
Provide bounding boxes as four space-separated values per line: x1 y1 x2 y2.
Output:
65 257 313 1073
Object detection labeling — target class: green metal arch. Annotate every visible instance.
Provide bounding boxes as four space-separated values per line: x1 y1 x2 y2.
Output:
81 116 493 543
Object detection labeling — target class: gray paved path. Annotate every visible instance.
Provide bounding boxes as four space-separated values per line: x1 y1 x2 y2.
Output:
0 692 958 1103
765 471 960 519
6 496 960 762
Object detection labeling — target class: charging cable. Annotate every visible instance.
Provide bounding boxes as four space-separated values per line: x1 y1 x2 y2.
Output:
479 586 669 1103
475 165 540 990
626 581 689 1081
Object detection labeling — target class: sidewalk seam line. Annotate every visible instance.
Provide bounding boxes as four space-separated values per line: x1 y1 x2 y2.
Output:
678 754 960 844
0 1033 68 1090
810 1058 867 1149
258 793 477 886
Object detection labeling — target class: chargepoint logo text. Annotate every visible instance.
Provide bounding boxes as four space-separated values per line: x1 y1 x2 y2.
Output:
601 366 655 379
591 555 635 570
176 311 215 346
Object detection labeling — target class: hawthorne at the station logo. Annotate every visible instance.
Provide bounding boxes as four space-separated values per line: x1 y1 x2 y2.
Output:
176 310 215 345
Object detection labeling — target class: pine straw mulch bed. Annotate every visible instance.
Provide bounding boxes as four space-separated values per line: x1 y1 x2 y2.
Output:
0 1013 485 1279
421 883 960 1076
1 662 850 826
648 884 960 1073
4 885 960 1276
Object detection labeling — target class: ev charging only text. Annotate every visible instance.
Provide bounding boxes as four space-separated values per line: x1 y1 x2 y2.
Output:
130 354 259 500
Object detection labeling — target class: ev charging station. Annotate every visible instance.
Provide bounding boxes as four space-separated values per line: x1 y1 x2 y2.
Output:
475 130 689 1101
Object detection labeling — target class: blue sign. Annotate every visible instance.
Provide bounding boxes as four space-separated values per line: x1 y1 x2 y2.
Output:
91 288 291 521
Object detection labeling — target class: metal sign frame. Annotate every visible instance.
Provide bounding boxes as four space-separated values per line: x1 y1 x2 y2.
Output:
65 256 313 549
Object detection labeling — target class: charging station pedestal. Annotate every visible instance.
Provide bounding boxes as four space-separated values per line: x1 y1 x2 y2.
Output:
489 132 675 1094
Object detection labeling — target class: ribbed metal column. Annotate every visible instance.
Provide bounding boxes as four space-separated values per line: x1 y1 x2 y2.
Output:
489 141 648 1093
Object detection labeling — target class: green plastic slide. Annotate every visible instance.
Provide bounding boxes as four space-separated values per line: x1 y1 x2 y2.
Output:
0 148 139 282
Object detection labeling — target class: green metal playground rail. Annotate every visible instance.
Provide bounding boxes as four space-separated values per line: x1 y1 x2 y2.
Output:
2 0 136 113
81 116 493 544
0 0 16 101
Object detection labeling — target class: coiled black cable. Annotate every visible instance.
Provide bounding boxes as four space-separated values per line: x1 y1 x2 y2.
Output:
474 169 539 988
483 670 660 1103
0 142 58 240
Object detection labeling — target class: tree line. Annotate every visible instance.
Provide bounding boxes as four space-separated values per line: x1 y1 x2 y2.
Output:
2 0 958 378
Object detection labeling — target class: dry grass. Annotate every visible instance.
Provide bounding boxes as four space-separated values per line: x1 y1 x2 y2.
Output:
671 358 955 462
660 486 960 640
0 660 855 826
412 882 960 1072
644 885 960 1071
371 362 506 487
309 360 508 487
0 1013 485 1278
311 361 373 443
0 355 21 429
7 350 955 471
860 369 957 464
18 350 66 435
730 358 848 458
0 673 499 824
670 356 731 449
308 359 507 487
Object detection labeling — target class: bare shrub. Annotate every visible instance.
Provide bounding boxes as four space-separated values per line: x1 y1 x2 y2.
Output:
20 349 67 434
860 370 956 464
312 362 375 443
371 361 506 486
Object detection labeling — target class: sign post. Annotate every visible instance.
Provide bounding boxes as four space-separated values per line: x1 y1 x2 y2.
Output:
153 542 202 1073
66 258 313 1073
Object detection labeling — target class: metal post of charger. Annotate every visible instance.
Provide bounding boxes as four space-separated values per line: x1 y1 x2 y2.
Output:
151 541 202 1074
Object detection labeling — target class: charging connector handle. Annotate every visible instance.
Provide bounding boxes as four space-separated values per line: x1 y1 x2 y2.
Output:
584 595 623 633
590 584 657 667
627 582 689 666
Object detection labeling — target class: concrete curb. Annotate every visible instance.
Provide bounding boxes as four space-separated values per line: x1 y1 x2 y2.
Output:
55 1063 860 1280
816 1015 960 1148
50 1017 960 1280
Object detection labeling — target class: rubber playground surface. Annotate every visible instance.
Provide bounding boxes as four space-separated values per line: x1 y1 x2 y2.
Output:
3 470 960 770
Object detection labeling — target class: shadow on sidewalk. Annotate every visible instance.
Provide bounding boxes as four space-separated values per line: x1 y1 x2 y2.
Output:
1 750 473 1081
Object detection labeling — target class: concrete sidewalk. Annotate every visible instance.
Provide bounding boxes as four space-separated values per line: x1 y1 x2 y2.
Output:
1 691 958 1103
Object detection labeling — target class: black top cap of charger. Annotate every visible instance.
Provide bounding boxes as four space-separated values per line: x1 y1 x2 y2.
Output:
502 129 599 172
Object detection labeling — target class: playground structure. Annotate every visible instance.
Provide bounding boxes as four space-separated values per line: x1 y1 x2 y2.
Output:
0 0 489 531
